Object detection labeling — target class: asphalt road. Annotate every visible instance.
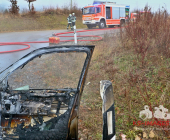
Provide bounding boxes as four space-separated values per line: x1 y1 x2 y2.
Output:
0 28 119 72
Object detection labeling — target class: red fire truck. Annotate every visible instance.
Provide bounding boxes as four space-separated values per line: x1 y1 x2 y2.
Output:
82 1 130 29
130 11 151 22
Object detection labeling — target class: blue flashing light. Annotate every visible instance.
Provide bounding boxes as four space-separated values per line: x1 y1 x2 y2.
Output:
93 1 105 5
126 5 130 8
93 2 100 5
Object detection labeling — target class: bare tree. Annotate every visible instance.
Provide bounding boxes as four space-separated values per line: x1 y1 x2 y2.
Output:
25 0 36 11
9 0 19 15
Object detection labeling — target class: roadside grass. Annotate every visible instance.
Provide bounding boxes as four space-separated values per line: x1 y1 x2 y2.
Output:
0 5 86 33
79 7 170 139
0 14 86 32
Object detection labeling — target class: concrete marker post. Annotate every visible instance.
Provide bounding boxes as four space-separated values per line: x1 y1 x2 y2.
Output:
74 25 77 44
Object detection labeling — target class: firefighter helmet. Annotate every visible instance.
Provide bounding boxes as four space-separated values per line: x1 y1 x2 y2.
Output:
72 13 75 15
69 14 71 16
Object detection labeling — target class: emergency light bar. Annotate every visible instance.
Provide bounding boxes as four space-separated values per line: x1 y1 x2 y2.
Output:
93 1 116 5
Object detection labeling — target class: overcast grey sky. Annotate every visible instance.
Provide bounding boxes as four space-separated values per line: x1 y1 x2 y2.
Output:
0 0 169 13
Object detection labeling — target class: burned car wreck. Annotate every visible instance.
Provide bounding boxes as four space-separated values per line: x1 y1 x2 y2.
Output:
0 45 95 140
0 45 116 140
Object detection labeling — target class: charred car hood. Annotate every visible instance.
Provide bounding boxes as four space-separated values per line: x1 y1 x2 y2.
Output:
0 45 94 140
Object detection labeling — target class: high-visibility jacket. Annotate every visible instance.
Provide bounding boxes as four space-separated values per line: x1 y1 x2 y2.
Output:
67 16 72 23
71 16 76 22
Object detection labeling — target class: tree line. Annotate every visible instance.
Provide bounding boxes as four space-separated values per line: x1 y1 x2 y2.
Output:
8 0 36 14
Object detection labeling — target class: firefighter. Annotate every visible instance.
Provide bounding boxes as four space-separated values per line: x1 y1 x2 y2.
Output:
67 14 72 30
71 13 76 30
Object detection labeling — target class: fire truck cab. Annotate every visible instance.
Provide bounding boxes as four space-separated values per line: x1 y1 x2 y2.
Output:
82 1 130 29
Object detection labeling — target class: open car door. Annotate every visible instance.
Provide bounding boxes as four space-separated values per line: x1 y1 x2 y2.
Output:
0 45 94 140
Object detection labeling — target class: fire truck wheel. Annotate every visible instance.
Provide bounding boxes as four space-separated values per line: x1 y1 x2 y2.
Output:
87 25 92 29
99 20 105 29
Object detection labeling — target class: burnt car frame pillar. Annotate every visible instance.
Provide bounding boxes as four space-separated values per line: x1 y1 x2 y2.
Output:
100 80 116 140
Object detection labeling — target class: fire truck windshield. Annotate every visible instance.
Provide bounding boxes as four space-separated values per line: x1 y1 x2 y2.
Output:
83 7 95 15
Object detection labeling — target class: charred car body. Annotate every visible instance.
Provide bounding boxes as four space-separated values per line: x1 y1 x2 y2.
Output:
0 45 115 140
